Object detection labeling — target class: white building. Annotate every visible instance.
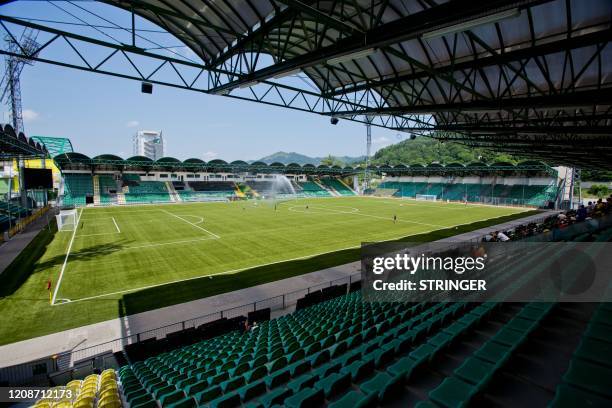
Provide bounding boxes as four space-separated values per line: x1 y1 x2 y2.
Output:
133 130 165 160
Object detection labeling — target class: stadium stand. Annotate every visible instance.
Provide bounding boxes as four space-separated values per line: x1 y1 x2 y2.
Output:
297 181 331 197
378 181 558 207
98 175 118 205
125 181 171 203
62 174 93 207
189 181 236 192
0 201 25 233
320 179 356 196
24 196 612 408
108 251 611 408
245 180 294 196
179 181 236 201
122 174 141 186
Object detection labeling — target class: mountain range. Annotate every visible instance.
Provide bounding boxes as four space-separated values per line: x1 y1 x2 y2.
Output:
252 151 365 166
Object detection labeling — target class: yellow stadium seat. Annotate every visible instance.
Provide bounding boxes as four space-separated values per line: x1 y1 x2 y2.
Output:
98 395 122 408
100 369 116 378
97 399 122 408
98 389 118 401
51 401 72 408
83 375 99 384
73 399 94 408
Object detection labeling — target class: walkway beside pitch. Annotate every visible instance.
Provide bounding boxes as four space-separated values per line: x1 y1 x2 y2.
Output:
0 210 555 368
0 208 56 275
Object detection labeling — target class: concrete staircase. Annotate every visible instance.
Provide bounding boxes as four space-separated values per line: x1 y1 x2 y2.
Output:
166 181 181 202
92 175 101 205
337 178 358 195
314 179 340 197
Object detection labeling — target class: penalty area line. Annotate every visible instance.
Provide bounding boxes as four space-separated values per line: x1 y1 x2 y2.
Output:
161 209 220 239
112 217 121 233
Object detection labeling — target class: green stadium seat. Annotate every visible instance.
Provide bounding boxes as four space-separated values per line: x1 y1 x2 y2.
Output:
453 357 496 388
259 387 292 408
585 323 612 344
429 377 476 408
573 338 612 367
387 356 418 380
562 359 612 397
195 385 222 404
237 380 267 401
314 372 351 398
207 391 241 408
265 368 291 388
166 396 197 408
328 390 377 408
550 384 611 408
474 341 512 365
284 387 325 408
341 358 375 382
287 373 316 393
159 390 186 406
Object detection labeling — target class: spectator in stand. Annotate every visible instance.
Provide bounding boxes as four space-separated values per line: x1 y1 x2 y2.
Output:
587 201 595 214
576 204 588 222
497 230 510 241
594 198 606 216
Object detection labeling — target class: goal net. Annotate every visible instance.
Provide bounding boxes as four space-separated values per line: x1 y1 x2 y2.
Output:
415 194 437 202
56 209 78 231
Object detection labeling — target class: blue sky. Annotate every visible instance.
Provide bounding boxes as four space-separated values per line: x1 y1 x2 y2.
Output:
2 1 401 162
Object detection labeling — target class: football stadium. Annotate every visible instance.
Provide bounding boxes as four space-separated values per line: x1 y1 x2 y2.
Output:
0 0 611 407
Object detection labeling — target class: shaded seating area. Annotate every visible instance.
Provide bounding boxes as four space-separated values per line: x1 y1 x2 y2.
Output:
378 181 558 207
125 182 171 203
63 173 93 207
320 179 355 196
298 181 331 197
99 175 118 204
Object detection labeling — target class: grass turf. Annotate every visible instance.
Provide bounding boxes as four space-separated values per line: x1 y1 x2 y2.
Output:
0 197 536 345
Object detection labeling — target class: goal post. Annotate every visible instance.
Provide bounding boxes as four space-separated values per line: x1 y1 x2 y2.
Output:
56 209 78 231
415 194 437 202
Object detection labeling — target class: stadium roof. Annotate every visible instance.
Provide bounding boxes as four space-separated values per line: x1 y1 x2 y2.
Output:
53 152 555 176
0 124 49 158
1 0 610 167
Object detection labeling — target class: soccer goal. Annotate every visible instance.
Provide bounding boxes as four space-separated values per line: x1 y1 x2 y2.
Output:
56 209 78 231
415 194 437 202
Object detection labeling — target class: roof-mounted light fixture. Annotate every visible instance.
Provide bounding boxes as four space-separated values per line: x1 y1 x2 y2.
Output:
327 48 376 65
422 9 521 40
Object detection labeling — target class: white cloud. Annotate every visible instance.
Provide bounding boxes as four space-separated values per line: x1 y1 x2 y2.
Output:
126 120 140 128
373 136 391 145
203 151 218 161
22 109 40 122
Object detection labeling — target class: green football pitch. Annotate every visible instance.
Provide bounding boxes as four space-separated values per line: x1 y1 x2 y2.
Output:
0 197 534 344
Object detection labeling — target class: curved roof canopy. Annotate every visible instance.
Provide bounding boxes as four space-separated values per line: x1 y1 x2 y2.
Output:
101 0 612 167
52 152 554 175
1 126 50 157
4 0 610 167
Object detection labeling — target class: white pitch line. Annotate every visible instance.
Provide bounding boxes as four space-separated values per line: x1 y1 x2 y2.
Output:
77 232 121 237
112 217 120 233
161 209 220 239
51 207 83 305
125 236 218 250
287 204 447 229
